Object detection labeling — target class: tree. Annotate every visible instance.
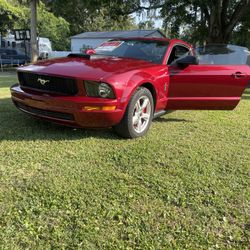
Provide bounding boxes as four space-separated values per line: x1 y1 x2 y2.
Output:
46 0 137 36
144 0 250 44
112 0 250 44
30 0 38 62
138 20 155 29
8 0 39 62
231 13 250 48
10 0 70 50
0 0 23 33
36 3 70 50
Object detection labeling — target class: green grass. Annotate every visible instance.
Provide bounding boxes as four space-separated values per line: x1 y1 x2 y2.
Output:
0 71 249 249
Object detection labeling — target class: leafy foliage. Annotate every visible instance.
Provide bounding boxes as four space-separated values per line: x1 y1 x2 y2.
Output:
6 1 70 50
138 20 155 29
36 3 70 50
0 0 24 33
146 0 250 44
2 0 139 50
47 0 137 36
232 15 250 49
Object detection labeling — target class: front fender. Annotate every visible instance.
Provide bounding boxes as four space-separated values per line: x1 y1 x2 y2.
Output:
104 66 169 113
122 67 169 112
122 71 156 102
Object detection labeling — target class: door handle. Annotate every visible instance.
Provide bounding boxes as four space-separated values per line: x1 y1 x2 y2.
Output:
232 72 247 79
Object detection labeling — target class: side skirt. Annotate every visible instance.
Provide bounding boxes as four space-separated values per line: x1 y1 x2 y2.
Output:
153 110 167 119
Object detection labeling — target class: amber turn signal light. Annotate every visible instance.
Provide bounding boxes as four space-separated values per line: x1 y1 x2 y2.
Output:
83 106 116 111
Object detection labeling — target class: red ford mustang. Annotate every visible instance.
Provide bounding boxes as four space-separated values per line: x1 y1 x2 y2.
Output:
10 38 250 138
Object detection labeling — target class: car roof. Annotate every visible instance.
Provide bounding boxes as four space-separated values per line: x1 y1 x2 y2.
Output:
107 37 191 47
109 37 169 43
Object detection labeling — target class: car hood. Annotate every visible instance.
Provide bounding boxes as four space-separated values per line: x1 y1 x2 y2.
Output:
18 56 157 81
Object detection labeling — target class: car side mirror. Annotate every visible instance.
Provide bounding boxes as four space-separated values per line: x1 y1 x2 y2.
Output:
176 55 198 67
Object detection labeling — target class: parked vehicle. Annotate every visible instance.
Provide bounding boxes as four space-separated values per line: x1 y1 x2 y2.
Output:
10 38 250 138
0 48 30 65
48 51 71 59
2 34 52 60
38 37 52 59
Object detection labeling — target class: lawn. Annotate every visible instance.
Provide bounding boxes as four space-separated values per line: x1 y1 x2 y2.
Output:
0 71 249 249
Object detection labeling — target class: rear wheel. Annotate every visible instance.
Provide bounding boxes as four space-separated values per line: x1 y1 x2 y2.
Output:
114 87 154 138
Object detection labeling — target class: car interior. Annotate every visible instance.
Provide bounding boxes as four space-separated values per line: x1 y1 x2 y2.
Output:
167 45 191 65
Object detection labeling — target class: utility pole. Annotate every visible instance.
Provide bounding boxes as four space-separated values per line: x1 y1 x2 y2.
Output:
30 0 38 62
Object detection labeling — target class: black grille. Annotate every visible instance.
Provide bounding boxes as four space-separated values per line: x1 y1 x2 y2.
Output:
18 72 78 96
15 102 74 121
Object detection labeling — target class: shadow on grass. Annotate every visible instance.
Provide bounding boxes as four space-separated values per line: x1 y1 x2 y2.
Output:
0 72 17 88
154 117 191 123
242 95 250 100
242 87 250 100
0 82 16 89
0 98 190 141
0 98 120 141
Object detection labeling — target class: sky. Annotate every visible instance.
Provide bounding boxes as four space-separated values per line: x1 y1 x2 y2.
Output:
132 10 163 29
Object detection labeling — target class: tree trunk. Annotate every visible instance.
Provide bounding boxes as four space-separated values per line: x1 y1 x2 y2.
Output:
30 0 38 63
206 0 226 43
206 26 231 44
206 0 250 44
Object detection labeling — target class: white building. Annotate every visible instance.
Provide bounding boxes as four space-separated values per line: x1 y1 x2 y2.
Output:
71 29 166 53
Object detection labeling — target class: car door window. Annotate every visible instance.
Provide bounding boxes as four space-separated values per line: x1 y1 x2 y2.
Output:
196 44 250 65
167 45 190 65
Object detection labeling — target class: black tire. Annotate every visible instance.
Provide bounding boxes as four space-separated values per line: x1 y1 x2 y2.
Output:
114 87 154 138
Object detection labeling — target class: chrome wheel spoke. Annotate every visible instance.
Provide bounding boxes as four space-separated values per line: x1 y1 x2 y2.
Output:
137 119 143 132
141 113 150 120
133 115 139 125
141 98 149 110
132 95 152 134
135 101 140 112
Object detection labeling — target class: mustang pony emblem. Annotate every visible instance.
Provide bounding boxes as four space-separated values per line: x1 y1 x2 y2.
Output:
37 78 50 85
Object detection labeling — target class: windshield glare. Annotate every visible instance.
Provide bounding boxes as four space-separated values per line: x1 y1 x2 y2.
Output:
95 39 168 64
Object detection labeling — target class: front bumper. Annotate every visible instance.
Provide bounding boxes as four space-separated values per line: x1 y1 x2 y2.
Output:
10 84 124 128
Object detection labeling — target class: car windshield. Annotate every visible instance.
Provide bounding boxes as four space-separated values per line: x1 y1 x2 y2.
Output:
94 39 168 64
196 44 250 65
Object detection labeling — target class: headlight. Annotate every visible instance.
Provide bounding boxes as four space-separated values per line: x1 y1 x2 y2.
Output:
98 83 113 98
84 81 115 99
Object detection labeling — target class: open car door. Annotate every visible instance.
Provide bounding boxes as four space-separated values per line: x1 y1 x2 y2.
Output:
166 44 250 110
